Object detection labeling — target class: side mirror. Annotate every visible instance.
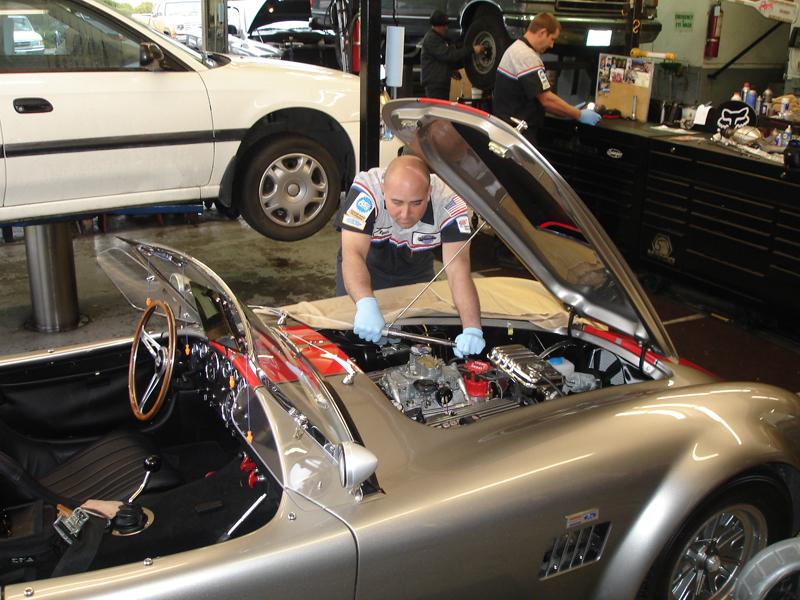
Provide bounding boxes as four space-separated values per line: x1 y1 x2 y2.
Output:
336 441 377 489
140 42 165 67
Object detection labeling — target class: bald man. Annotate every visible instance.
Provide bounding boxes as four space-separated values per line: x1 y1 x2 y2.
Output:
335 155 484 358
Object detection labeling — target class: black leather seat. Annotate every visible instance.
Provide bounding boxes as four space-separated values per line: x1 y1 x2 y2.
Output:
0 420 180 506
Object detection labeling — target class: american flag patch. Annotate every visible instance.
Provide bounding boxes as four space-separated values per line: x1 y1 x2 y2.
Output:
444 196 467 217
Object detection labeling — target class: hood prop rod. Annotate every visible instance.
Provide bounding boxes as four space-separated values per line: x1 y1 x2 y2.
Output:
385 220 486 331
638 341 650 373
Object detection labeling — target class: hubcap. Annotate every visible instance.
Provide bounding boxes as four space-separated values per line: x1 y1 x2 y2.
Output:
258 152 328 228
472 31 496 75
668 505 768 600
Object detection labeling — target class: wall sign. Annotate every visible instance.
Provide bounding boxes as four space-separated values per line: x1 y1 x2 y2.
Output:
674 12 694 32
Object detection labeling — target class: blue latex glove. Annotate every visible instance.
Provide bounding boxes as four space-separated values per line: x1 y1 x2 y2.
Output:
578 109 602 126
353 297 385 344
454 327 485 358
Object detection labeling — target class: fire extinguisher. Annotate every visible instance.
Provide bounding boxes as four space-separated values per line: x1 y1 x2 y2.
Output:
705 0 723 59
350 14 361 74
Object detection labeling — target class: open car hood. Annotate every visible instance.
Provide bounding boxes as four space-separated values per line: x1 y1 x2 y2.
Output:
383 99 677 361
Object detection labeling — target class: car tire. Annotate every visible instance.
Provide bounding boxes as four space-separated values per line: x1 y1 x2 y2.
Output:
643 476 791 600
463 10 510 90
734 538 800 600
239 135 341 241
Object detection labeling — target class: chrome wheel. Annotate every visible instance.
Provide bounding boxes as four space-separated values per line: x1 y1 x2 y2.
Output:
257 152 329 228
668 504 769 600
471 30 497 76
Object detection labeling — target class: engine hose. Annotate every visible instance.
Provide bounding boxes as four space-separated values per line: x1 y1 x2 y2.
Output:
538 339 580 359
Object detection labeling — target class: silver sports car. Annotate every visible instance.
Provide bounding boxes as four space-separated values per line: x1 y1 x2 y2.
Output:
2 100 800 600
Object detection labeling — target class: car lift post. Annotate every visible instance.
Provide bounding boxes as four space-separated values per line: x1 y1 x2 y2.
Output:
359 0 380 170
23 222 80 332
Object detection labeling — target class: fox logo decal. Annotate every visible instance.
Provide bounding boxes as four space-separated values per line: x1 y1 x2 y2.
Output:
717 107 752 130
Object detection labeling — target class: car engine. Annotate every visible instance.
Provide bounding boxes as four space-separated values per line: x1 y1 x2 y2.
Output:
372 342 603 428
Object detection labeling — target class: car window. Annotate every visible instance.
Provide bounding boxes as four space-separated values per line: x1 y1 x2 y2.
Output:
0 0 143 72
164 1 201 17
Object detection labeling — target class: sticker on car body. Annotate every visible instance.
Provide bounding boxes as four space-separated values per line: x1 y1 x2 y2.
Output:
565 508 599 529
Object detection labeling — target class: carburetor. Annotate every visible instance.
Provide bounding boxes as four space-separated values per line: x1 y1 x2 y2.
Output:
377 345 469 418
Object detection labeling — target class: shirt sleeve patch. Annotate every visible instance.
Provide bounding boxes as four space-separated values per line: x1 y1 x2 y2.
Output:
444 195 467 217
342 214 367 230
456 215 471 234
538 69 551 90
350 192 375 217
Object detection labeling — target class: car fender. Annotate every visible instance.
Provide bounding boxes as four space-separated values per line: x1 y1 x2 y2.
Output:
592 383 800 599
199 59 359 202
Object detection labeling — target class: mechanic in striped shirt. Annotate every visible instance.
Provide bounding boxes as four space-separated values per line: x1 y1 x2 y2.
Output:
492 13 601 145
335 155 484 358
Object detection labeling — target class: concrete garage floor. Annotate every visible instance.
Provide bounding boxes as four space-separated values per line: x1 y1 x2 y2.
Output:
1 211 799 395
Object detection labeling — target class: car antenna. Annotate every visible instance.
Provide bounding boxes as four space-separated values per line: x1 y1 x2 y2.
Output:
385 220 486 330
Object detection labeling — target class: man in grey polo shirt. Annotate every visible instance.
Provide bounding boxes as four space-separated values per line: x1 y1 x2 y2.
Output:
493 12 601 144
335 155 484 358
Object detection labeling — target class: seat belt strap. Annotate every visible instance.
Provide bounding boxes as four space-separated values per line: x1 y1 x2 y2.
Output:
51 507 108 577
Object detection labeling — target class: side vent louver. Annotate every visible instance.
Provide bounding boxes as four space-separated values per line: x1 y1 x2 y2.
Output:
539 522 611 579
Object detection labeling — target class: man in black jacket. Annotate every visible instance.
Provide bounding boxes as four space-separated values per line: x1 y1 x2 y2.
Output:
420 10 482 100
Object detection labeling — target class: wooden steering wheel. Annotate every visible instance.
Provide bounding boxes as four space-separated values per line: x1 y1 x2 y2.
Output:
128 299 177 421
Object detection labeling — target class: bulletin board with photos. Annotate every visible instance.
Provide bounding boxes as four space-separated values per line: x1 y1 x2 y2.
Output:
596 53 655 122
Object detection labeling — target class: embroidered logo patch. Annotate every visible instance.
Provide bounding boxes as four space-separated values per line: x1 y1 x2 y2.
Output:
538 69 551 90
411 231 440 246
342 214 367 230
456 215 471 234
352 193 374 216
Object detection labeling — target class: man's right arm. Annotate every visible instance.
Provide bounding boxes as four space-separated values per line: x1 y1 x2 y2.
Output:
423 31 472 64
341 229 374 303
342 229 386 344
537 90 581 119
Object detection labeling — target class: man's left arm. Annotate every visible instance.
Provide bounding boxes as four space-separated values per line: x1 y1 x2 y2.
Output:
442 240 481 328
442 240 484 357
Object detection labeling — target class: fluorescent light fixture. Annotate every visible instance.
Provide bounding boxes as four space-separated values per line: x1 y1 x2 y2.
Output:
586 29 612 47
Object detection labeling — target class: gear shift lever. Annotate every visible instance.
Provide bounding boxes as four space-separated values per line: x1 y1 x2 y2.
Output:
114 455 160 535
128 455 161 504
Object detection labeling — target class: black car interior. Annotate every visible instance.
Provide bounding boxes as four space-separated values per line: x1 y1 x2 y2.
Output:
0 336 281 585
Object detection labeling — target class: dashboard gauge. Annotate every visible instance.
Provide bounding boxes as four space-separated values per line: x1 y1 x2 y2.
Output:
221 391 236 422
205 352 220 381
193 343 210 359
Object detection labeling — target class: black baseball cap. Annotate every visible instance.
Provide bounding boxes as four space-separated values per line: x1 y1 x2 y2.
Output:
430 10 448 26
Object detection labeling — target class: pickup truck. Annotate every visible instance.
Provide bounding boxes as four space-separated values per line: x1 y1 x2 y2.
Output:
311 0 661 88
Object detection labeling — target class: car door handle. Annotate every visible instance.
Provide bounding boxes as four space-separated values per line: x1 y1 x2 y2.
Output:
13 98 53 114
